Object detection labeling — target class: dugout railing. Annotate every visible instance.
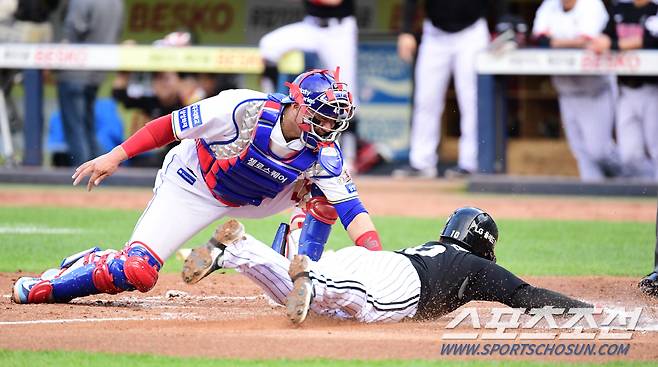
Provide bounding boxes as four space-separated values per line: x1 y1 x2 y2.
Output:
0 44 303 165
2 44 658 175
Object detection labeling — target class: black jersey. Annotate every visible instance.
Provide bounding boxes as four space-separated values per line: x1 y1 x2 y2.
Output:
305 0 354 19
645 14 658 48
401 0 505 34
397 241 526 319
603 0 658 86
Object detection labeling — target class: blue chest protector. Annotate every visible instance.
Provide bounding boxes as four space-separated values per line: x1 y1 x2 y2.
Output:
196 100 318 207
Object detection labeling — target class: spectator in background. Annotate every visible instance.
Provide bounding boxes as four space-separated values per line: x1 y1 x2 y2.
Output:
258 0 363 174
531 0 621 182
47 98 124 166
0 0 60 166
393 0 508 179
589 0 658 181
56 0 123 166
112 31 210 167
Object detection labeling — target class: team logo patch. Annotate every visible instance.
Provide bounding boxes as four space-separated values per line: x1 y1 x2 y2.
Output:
345 182 357 193
190 104 202 127
177 168 196 186
178 108 190 131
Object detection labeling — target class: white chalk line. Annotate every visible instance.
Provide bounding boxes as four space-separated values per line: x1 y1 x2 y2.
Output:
0 225 83 234
1 293 268 326
0 317 156 326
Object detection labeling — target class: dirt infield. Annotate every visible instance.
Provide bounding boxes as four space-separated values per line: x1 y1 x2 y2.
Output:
1 178 656 221
2 274 657 361
1 179 657 361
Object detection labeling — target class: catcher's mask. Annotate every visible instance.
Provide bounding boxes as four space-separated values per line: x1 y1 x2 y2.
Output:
440 207 498 262
281 67 355 148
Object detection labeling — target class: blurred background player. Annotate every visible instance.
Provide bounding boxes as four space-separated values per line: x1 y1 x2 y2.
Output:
531 0 621 182
198 208 591 325
258 0 361 174
55 0 123 167
11 68 383 304
638 198 658 298
393 0 509 178
589 0 658 181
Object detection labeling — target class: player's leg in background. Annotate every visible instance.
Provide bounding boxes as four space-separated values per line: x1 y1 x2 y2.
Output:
575 86 618 181
640 85 658 181
401 20 453 176
258 19 320 93
221 233 293 305
82 84 101 159
452 18 489 173
316 16 360 173
616 86 653 178
57 81 90 166
558 94 604 181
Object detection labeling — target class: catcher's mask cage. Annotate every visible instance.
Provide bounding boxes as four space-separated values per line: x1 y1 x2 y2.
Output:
440 207 499 262
282 67 355 148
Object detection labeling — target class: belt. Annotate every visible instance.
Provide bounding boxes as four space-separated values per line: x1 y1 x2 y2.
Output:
309 16 346 28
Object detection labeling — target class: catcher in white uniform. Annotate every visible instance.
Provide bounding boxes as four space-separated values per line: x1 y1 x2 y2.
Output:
12 68 383 304
532 0 620 181
209 207 590 324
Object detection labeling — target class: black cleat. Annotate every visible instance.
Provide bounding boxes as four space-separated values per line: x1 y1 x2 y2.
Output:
392 165 437 178
444 166 473 179
639 272 658 298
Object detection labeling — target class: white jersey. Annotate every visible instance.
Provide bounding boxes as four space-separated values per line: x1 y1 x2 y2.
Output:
126 89 363 262
168 89 359 205
532 0 608 39
533 0 611 95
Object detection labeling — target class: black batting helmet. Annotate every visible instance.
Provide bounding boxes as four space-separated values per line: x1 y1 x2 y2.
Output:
439 207 498 262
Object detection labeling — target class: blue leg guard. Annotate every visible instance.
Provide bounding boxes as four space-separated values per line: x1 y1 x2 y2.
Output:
297 195 338 261
46 243 163 303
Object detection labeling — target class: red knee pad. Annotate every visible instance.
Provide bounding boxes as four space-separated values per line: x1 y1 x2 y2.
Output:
124 256 159 293
92 256 122 294
27 280 54 303
306 196 338 225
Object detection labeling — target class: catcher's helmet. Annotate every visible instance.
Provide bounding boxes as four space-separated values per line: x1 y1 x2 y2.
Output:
440 207 498 262
282 68 355 147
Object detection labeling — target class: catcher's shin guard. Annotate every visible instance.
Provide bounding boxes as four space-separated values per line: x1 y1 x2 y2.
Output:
298 196 338 261
17 243 163 303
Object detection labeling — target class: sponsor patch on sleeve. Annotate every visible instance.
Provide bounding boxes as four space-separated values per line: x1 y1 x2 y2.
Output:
190 104 202 127
178 107 190 131
345 182 357 193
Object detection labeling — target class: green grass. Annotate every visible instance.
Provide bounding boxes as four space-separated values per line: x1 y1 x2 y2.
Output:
0 350 654 367
0 206 654 276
